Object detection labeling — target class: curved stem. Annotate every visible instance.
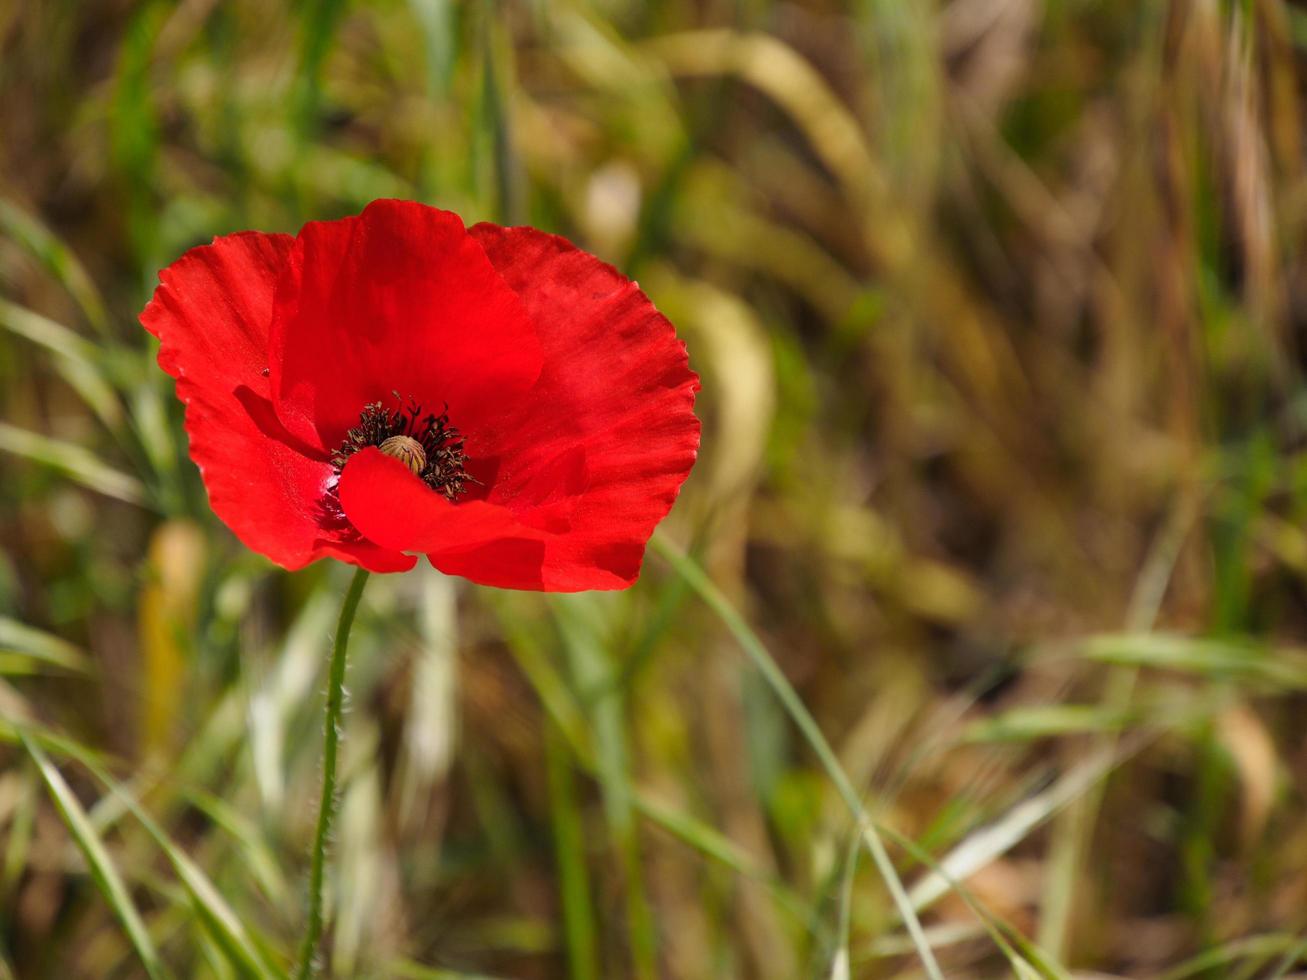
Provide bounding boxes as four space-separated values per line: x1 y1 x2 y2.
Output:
295 565 370 980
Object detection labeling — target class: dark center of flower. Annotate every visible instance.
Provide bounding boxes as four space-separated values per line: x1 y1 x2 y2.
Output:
332 394 474 500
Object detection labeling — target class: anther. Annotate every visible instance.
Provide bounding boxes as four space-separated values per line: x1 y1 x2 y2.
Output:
333 394 473 500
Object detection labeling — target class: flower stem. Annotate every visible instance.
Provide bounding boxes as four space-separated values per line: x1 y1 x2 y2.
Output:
295 565 370 980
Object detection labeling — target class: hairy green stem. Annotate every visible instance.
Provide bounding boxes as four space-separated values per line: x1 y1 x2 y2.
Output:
295 565 370 979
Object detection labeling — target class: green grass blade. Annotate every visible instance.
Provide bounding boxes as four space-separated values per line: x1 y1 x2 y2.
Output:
12 723 285 978
101 773 286 978
828 834 858 980
905 743 1136 913
962 705 1134 742
407 0 456 96
396 567 459 833
1156 934 1303 980
293 0 348 135
0 199 109 334
552 598 657 980
545 719 600 980
181 789 290 909
20 733 170 980
0 421 149 506
476 5 518 223
0 300 123 428
874 823 1070 979
2 763 37 898
496 597 815 933
1036 497 1195 959
0 298 99 362
490 596 590 751
631 791 810 925
0 617 93 674
651 535 945 980
1266 935 1307 979
1077 632 1307 691
388 960 510 980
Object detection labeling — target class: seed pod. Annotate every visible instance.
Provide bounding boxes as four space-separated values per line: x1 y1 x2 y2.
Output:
379 435 427 476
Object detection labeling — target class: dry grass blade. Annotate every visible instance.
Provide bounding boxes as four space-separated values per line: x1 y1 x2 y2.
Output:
644 30 883 210
906 741 1143 913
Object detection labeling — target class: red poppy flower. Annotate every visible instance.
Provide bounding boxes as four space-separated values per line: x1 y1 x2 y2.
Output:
140 199 699 590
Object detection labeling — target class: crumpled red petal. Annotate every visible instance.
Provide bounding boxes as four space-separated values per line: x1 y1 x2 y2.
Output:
339 448 544 552
339 224 700 590
268 199 544 452
140 231 416 573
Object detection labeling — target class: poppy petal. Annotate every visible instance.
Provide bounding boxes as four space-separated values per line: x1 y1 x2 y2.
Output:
141 231 416 573
338 448 562 589
338 447 541 553
459 224 701 590
268 199 544 452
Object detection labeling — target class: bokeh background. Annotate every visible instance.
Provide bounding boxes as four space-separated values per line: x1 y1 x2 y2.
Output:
4 1 1307 977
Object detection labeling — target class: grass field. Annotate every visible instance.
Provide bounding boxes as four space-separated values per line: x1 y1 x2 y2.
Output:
4 1 1307 977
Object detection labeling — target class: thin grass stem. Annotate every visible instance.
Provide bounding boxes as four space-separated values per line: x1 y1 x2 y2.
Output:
651 536 945 980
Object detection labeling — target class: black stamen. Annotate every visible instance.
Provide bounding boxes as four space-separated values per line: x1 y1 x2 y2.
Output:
332 393 475 500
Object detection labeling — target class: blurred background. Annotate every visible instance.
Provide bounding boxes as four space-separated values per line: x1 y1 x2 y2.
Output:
4 0 1307 977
